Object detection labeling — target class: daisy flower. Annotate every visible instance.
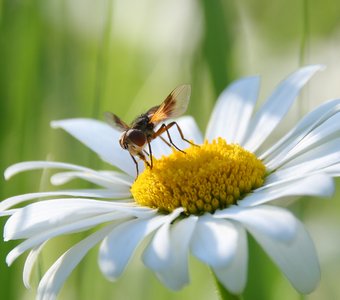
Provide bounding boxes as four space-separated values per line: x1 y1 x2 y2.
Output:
2 65 339 300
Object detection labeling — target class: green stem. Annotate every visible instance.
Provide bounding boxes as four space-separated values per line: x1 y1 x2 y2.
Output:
212 272 243 300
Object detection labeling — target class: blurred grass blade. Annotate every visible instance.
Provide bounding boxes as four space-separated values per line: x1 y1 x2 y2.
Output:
199 0 235 97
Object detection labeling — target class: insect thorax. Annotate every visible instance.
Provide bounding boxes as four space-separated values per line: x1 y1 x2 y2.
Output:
131 114 154 132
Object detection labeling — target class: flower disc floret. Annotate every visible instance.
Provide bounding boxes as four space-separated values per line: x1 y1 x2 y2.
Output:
131 138 266 215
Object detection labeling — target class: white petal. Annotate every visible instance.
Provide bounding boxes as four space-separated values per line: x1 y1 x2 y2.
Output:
51 119 143 176
50 171 133 187
4 161 96 180
37 224 114 300
0 209 17 216
23 243 46 288
50 171 131 190
190 214 238 268
5 199 154 241
143 216 198 290
267 113 340 171
215 205 297 243
275 138 340 174
238 174 334 207
249 218 320 294
6 210 129 266
322 163 340 176
265 138 340 184
0 189 130 212
206 76 260 144
243 65 324 152
99 170 134 184
4 161 132 187
143 222 172 271
261 98 340 167
4 199 141 240
98 208 182 280
212 224 248 295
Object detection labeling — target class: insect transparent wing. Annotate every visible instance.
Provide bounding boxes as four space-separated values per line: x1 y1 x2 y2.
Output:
104 112 130 132
149 84 191 124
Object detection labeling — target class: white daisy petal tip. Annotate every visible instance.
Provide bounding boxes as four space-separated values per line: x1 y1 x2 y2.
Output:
206 75 260 143
251 218 321 294
303 64 325 72
155 274 190 291
51 119 83 129
4 164 19 180
312 63 325 70
50 120 58 128
242 64 326 152
23 244 46 289
295 64 325 77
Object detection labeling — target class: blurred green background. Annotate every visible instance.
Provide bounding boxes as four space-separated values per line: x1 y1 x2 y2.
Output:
1 0 340 299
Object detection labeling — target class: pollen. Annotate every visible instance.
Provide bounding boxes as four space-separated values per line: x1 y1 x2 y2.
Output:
131 138 266 215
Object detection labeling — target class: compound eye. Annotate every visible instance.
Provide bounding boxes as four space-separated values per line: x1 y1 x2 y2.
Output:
127 130 146 147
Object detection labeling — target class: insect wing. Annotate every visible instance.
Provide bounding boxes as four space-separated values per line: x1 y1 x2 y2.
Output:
104 112 130 132
149 84 191 124
146 105 160 117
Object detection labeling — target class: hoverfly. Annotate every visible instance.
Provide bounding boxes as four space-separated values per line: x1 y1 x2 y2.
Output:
105 85 196 176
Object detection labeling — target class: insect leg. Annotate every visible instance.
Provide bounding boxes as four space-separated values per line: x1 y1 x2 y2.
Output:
159 135 172 148
130 153 139 177
168 121 199 147
147 140 153 168
137 152 151 169
153 122 186 153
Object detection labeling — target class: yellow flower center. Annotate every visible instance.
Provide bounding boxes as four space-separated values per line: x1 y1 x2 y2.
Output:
131 138 266 215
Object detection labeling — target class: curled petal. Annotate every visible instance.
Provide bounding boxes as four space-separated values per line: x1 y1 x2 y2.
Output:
143 216 198 290
212 224 248 295
190 214 238 269
98 208 183 280
23 243 46 288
